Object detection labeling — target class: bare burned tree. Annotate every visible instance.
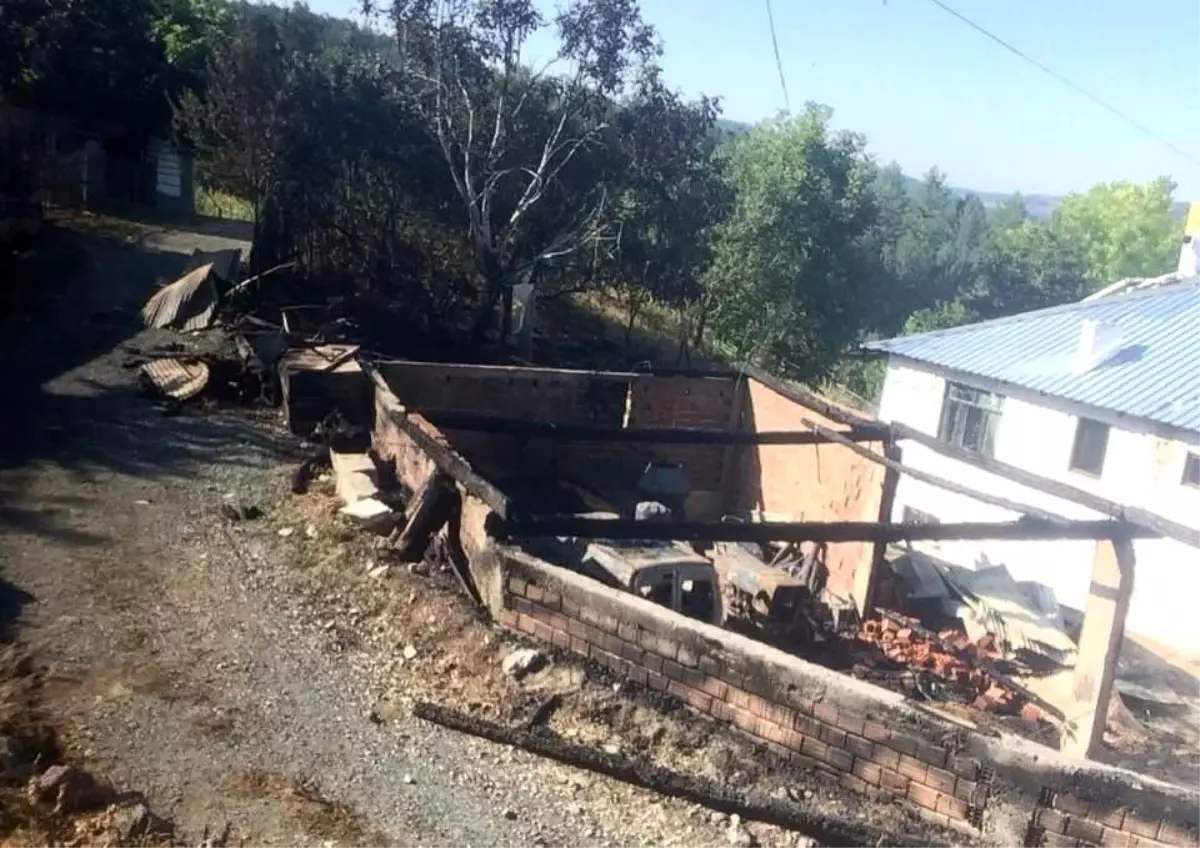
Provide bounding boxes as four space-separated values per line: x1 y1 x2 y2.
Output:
376 0 660 340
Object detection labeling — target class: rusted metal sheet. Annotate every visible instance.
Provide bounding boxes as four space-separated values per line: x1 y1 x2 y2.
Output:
141 263 217 331
139 358 210 401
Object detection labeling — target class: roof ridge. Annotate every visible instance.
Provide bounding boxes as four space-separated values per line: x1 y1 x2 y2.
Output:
864 277 1200 351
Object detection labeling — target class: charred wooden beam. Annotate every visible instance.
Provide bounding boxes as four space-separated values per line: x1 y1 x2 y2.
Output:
418 411 890 446
502 516 1154 544
890 422 1200 549
388 409 513 521
411 700 937 847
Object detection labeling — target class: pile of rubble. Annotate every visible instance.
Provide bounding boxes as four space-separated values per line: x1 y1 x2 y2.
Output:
851 613 1041 723
130 246 373 438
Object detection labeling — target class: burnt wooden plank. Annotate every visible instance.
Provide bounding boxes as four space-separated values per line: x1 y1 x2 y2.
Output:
502 517 1154 544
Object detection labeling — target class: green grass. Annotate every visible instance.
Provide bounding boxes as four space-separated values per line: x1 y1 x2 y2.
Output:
195 186 254 222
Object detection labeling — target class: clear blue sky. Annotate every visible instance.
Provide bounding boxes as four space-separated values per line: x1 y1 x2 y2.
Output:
308 0 1200 199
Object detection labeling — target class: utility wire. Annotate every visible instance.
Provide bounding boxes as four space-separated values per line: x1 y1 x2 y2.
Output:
765 0 791 113
925 0 1199 166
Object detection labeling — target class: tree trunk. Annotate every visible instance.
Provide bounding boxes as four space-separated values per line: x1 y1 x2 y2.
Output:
468 250 506 343
500 284 514 348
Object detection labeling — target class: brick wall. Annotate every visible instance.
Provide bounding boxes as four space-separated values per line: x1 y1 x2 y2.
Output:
732 378 890 605
376 361 629 425
376 363 737 507
1027 789 1199 848
494 550 1200 848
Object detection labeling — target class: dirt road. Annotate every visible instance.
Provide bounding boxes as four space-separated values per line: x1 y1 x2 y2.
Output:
0 216 814 847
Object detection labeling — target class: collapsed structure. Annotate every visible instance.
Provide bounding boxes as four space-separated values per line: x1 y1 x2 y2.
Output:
352 358 1197 848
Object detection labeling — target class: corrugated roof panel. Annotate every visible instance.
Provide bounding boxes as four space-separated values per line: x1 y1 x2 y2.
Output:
864 280 1200 431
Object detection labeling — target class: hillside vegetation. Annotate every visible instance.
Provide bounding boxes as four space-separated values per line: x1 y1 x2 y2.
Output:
2 0 1186 400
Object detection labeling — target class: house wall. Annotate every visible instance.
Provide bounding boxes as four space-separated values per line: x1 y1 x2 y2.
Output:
876 360 1200 653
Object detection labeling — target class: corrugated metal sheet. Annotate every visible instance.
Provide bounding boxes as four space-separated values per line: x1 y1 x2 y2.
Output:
864 280 1200 431
140 358 210 400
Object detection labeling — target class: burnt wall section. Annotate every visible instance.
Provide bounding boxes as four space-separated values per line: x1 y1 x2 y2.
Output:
732 378 890 604
496 551 1199 848
498 549 989 835
374 362 737 513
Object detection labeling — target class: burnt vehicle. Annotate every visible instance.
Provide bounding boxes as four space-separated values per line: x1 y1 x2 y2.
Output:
580 538 720 624
519 510 721 623
708 539 828 643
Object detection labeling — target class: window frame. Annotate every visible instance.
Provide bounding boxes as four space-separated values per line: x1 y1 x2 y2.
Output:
1182 452 1200 489
1068 417 1110 477
937 381 1005 458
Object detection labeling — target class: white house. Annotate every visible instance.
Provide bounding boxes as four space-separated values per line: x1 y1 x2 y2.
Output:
864 278 1200 653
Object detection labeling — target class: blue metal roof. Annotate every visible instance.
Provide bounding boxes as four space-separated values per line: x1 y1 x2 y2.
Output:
863 280 1200 432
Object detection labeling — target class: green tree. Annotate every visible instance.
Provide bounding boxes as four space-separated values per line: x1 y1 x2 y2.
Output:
704 105 878 380
1053 178 1182 284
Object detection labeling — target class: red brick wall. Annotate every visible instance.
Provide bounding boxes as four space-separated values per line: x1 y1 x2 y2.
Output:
376 361 629 426
1029 791 1199 848
376 363 737 501
495 550 1200 848
733 378 888 603
499 550 986 831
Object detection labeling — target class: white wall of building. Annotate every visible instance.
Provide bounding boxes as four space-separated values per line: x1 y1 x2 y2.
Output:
877 360 1200 653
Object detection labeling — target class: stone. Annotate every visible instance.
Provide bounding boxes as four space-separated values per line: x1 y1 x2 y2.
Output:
110 801 167 841
368 565 391 580
278 527 295 537
402 644 418 661
709 811 728 825
501 648 546 679
402 774 414 785
305 524 318 539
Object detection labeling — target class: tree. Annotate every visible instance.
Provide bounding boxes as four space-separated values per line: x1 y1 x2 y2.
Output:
379 0 661 339
601 72 727 355
1053 178 1182 284
1 0 227 141
704 105 878 380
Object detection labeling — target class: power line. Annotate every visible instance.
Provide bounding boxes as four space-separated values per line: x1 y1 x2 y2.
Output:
765 0 791 113
925 0 1199 167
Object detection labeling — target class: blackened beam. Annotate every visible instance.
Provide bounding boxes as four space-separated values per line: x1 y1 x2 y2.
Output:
890 422 1200 549
364 365 511 518
501 517 1155 543
800 418 1072 526
392 410 512 521
417 411 890 445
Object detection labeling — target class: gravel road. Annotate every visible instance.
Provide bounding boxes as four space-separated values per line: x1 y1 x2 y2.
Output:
0 217 817 847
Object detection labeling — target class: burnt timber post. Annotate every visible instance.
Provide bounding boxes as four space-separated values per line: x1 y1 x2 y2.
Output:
1061 538 1135 759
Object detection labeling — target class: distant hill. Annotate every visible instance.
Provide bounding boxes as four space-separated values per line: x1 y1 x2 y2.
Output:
715 119 1187 221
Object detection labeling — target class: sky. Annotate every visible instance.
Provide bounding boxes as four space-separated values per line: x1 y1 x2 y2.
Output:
306 0 1200 199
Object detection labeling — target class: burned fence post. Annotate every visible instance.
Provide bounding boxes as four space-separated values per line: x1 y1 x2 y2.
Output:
393 471 458 562
1061 538 1136 760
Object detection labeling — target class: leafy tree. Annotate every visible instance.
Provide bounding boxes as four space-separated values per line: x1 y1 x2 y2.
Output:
704 105 878 380
602 72 727 354
1053 178 1182 284
1 0 228 140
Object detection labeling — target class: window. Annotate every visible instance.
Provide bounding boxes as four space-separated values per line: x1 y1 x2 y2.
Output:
938 382 1004 457
1069 418 1109 476
1183 453 1200 488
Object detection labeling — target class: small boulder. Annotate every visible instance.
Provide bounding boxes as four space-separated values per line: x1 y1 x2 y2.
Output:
501 648 546 679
